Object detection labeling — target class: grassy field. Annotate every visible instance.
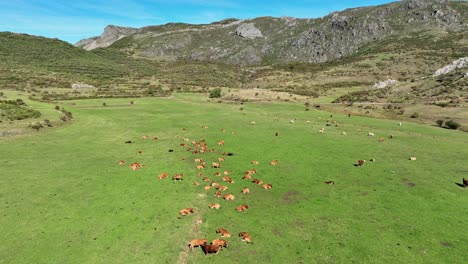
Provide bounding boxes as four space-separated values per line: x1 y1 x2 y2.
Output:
1 93 467 264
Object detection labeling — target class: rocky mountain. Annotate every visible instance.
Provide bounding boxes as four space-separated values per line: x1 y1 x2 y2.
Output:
75 25 138 50
76 0 467 65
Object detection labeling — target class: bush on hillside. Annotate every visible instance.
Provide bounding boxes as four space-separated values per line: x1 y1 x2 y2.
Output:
209 88 222 98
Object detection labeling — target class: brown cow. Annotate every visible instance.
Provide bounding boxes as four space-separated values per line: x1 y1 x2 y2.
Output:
203 177 211 182
379 137 385 142
217 140 225 146
239 232 252 243
252 179 264 185
152 137 158 140
179 208 194 216
242 174 252 180
251 160 259 165
201 243 220 255
262 183 272 189
142 135 149 140
204 186 211 191
213 172 221 177
223 171 230 175
235 204 249 212
173 174 184 181
209 203 221 209
222 176 232 182
218 157 225 162
118 160 125 165
216 228 231 238
211 182 220 188
212 239 228 248
158 172 168 179
241 187 250 194
212 162 221 169
130 162 143 171
196 164 206 170
188 238 207 251
247 169 257 174
194 158 203 163
217 186 228 191
193 181 199 186
198 172 204 176
463 178 468 188
356 160 366 167
270 160 279 166
223 194 235 200
214 191 222 198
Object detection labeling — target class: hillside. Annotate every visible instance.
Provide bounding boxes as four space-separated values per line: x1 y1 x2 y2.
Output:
77 0 468 66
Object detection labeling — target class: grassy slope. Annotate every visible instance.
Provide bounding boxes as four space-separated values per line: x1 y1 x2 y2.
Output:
0 94 467 263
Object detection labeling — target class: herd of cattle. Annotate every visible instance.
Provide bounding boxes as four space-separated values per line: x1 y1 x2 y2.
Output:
116 118 467 257
117 126 278 256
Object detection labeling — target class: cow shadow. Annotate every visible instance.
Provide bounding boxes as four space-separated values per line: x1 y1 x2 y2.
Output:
454 182 465 188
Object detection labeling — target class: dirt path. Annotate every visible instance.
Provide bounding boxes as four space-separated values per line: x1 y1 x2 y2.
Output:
176 193 207 264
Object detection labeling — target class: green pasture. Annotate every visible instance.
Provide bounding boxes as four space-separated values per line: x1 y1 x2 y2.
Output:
0 93 467 264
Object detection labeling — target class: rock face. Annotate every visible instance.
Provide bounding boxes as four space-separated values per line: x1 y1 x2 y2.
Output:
235 23 263 39
433 57 468 76
75 25 137 50
372 79 398 89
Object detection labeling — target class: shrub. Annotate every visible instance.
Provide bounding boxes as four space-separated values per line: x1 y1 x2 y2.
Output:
209 88 222 98
444 120 461 130
102 102 107 107
55 105 60 110
436 120 444 127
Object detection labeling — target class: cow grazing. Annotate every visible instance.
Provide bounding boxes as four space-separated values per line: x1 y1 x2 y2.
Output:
252 179 264 185
118 160 125 165
203 177 211 182
180 143 187 147
137 150 142 155
242 174 252 180
217 186 228 191
204 186 211 191
216 228 231 238
250 121 256 125
218 157 225 162
275 131 279 137
463 178 468 188
356 160 366 167
152 137 158 140
193 181 199 186
213 172 221 177
142 135 149 140
198 172 204 176
221 128 226 132
188 238 207 251
125 141 133 144
223 194 235 200
262 184 272 189
342 132 347 136
173 174 184 181
196 164 206 170
251 160 259 165
194 158 203 163
222 176 232 182
158 172 168 179
212 162 221 169
368 132 375 137
223 171 230 175
370 158 376 162
239 232 252 243
324 181 335 185
319 128 325 133
130 162 143 171
217 140 225 146
289 120 295 124
389 135 394 139
379 137 385 142
212 239 228 249
180 157 185 161
270 160 279 166
211 182 220 188
179 208 194 216
409 157 417 161
209 203 221 209
235 204 249 212
241 187 250 194
214 191 222 198
201 243 220 255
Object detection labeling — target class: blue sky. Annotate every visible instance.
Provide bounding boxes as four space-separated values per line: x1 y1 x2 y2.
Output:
0 0 395 44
